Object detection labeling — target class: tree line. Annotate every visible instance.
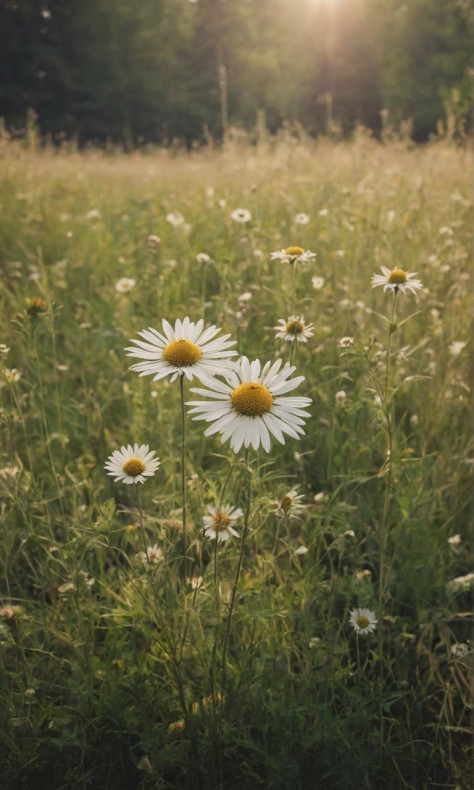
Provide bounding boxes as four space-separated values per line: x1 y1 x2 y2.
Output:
0 0 471 146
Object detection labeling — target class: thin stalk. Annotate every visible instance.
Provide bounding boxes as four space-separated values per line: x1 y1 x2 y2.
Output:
290 261 296 315
179 375 188 578
221 455 251 690
377 290 398 674
135 485 149 566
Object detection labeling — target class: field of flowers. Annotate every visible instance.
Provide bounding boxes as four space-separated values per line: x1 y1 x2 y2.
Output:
0 129 472 789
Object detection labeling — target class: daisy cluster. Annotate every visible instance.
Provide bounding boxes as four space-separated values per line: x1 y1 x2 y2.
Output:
104 246 423 556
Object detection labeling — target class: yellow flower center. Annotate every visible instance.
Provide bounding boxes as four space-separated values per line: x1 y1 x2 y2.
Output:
123 458 146 477
357 616 370 629
285 246 305 256
285 320 304 335
212 513 231 531
280 495 293 512
231 382 273 416
163 339 203 367
388 268 407 285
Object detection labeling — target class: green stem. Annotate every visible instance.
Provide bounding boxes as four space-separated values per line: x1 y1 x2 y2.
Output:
290 261 296 315
135 485 149 566
377 290 397 673
180 375 188 578
221 455 251 690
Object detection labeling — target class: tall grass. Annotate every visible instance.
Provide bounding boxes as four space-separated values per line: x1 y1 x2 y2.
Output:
0 129 471 789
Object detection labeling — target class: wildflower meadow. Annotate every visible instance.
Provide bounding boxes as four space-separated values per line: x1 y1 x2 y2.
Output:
0 129 472 789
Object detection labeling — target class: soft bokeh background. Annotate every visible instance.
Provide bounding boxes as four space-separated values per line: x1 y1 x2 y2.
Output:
0 0 471 145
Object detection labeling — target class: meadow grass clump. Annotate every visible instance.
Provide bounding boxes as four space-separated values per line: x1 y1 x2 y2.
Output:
0 132 471 789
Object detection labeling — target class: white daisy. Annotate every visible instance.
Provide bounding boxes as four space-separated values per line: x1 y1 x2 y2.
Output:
104 443 160 485
197 253 212 264
294 213 310 225
449 341 466 357
136 544 163 565
147 234 161 252
187 356 312 454
349 607 377 636
115 277 136 294
230 208 252 223
125 317 237 384
271 246 316 266
338 336 354 348
203 504 243 543
371 266 423 295
166 212 184 227
274 316 314 344
311 276 325 289
275 488 306 519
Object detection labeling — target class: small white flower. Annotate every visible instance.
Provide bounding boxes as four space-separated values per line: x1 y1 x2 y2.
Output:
449 341 466 357
439 226 453 235
349 607 377 636
126 317 237 384
344 529 356 538
446 572 474 593
166 212 184 227
450 642 469 658
238 291 252 304
136 544 163 565
318 208 329 217
115 277 136 294
275 488 306 519
313 492 326 504
271 246 316 266
335 390 346 403
274 316 314 344
104 443 160 485
338 337 354 348
197 253 212 264
203 504 243 543
230 208 252 223
295 545 308 555
409 414 419 426
371 266 423 295
294 213 310 225
448 534 461 545
147 234 161 251
85 209 101 221
2 368 22 385
311 276 325 290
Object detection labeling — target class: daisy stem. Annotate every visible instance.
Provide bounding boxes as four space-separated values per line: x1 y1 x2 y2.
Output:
290 261 296 315
221 453 251 689
135 485 149 566
180 375 188 578
377 290 397 673
213 535 219 611
383 291 398 404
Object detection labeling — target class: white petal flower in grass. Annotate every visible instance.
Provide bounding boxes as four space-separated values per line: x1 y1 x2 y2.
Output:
136 544 163 565
371 266 423 295
187 356 312 454
274 316 314 344
294 213 310 225
276 488 306 519
271 246 316 265
115 277 136 293
105 444 160 485
349 607 377 636
126 317 237 384
203 504 243 543
230 208 252 223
